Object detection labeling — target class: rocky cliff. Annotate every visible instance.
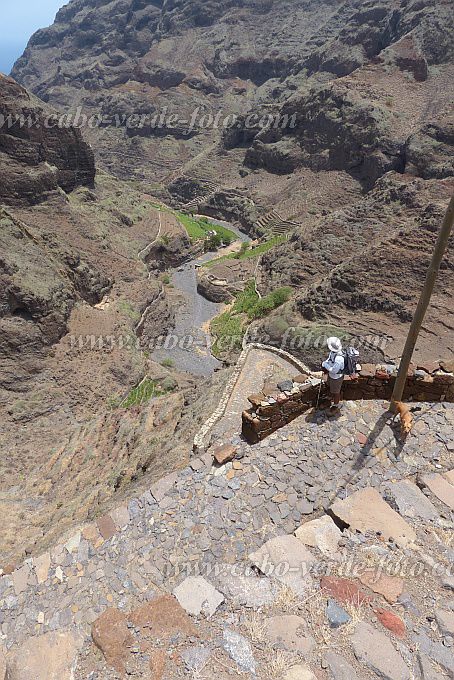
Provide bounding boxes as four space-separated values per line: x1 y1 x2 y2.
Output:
0 75 95 205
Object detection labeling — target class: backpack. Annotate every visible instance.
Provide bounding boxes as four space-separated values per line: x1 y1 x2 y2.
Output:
342 346 360 376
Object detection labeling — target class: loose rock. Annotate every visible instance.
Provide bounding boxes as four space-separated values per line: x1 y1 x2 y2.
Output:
222 629 256 674
249 535 316 596
326 599 351 628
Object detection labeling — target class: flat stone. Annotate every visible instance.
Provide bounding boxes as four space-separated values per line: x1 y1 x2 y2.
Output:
129 594 198 639
12 564 31 595
298 499 315 514
92 608 133 675
64 532 81 553
385 480 439 521
189 458 205 472
330 487 416 547
216 566 278 608
352 622 411 680
0 645 6 680
110 505 130 530
265 615 315 654
249 535 317 597
359 570 404 603
283 665 317 680
435 609 454 636
180 645 211 672
417 653 446 680
295 516 341 558
320 576 373 606
421 473 454 511
212 444 237 465
412 631 454 677
173 576 224 617
222 629 256 674
324 651 359 680
34 553 51 585
96 514 117 541
444 470 454 485
150 472 178 502
326 599 351 628
82 523 101 543
375 608 406 638
7 631 83 680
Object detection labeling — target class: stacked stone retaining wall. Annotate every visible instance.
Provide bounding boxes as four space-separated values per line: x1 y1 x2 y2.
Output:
242 363 454 443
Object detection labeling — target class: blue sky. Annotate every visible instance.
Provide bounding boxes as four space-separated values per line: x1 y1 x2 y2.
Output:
0 0 66 74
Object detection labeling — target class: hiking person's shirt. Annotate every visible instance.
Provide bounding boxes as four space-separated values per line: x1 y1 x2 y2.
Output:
322 351 345 380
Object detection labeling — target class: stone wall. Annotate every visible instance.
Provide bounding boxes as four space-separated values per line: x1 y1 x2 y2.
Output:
242 363 454 444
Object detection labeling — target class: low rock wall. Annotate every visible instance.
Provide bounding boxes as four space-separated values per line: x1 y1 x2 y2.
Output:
242 364 454 443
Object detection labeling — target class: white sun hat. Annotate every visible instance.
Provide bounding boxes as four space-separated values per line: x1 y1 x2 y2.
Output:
327 336 342 352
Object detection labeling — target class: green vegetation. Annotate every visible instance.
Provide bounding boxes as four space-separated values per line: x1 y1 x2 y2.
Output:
160 357 175 368
211 312 245 357
110 377 176 410
117 300 140 322
202 235 286 268
161 273 171 285
210 279 293 358
174 211 236 244
249 286 293 320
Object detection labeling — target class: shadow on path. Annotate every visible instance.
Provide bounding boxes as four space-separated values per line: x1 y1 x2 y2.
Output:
308 405 409 508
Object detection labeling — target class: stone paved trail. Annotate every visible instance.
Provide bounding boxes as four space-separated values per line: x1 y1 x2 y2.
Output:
211 347 297 440
1 400 453 679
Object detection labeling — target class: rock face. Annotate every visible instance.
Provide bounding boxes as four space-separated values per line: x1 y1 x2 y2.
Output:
10 0 454 189
0 74 95 205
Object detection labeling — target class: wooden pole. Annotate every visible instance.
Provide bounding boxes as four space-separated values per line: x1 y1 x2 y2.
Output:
391 193 454 407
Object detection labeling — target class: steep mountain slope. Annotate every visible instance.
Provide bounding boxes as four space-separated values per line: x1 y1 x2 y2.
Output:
11 0 454 190
0 73 226 565
3 0 454 562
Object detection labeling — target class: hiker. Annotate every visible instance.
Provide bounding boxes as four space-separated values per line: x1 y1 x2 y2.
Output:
321 337 345 409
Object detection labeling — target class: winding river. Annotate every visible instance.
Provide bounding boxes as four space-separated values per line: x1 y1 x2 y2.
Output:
152 219 251 376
